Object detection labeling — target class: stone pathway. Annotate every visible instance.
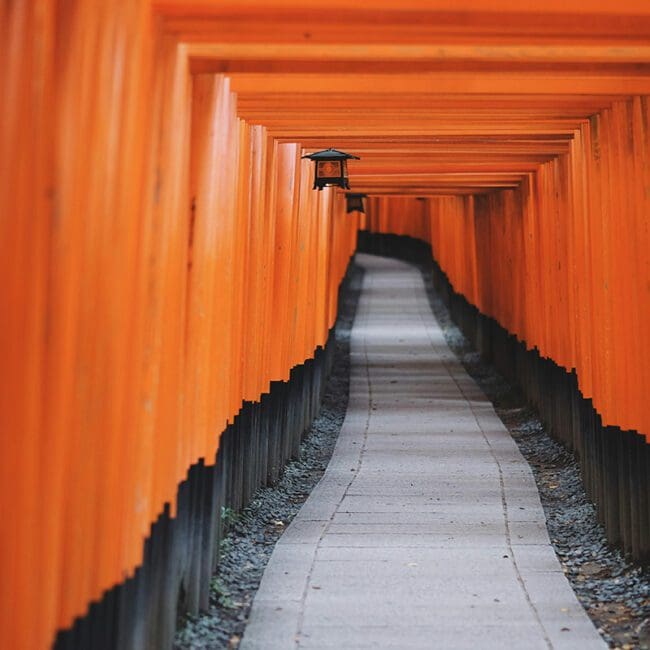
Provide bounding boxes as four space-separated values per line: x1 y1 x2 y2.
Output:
240 254 605 650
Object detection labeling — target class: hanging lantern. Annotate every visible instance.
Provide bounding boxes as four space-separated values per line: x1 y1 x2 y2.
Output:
302 148 360 190
345 193 367 214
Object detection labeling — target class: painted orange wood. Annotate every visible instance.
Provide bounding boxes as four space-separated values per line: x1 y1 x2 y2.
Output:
366 97 650 441
1 6 356 648
2 1 648 648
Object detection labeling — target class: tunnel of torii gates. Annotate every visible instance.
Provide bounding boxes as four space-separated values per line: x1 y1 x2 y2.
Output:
3 1 650 648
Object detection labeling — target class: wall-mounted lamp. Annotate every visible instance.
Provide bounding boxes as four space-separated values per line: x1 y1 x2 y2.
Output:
302 148 360 191
345 193 367 214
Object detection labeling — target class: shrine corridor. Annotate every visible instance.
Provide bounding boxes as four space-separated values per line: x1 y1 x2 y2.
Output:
3 2 650 649
242 254 604 650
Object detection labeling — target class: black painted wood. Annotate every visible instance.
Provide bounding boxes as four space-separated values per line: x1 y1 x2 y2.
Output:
52 262 359 650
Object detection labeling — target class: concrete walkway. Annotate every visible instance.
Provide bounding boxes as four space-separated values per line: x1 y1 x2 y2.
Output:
241 254 605 650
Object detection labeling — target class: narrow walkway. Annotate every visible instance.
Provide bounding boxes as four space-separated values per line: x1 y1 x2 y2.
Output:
241 254 605 650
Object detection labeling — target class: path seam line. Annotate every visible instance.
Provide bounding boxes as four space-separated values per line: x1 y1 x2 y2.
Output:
293 268 375 647
411 269 554 650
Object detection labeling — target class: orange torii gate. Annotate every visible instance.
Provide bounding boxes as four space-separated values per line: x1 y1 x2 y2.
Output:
2 2 649 648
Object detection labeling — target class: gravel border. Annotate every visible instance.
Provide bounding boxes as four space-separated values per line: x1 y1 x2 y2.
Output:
423 269 650 650
173 262 364 650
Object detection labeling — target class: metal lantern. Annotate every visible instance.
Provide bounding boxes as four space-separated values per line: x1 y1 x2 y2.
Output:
345 193 367 214
302 148 360 190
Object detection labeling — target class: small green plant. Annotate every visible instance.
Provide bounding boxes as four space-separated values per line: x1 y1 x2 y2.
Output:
210 577 235 609
220 506 240 527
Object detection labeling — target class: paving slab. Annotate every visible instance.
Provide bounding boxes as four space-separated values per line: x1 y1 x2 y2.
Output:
241 254 605 650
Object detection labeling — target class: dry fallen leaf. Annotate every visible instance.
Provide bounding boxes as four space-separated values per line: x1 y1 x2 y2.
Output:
579 561 607 578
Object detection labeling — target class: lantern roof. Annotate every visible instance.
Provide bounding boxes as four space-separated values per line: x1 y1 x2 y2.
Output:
302 148 360 161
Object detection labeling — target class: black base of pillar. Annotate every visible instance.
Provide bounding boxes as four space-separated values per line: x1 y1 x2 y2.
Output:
53 262 357 650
